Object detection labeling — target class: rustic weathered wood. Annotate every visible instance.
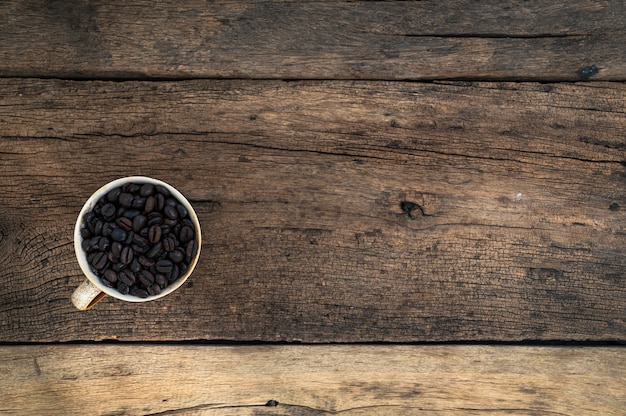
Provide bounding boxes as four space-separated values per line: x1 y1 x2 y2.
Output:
1 345 624 415
0 79 625 342
1 0 624 81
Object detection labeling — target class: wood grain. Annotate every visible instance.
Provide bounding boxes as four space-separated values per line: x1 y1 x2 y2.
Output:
0 79 625 342
0 0 624 81
1 344 624 416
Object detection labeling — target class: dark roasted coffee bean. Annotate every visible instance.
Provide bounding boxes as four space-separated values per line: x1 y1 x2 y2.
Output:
155 185 170 196
138 255 154 267
110 228 127 242
140 183 154 197
178 262 188 277
148 225 162 243
179 226 194 243
107 187 121 202
155 273 168 287
186 240 198 259
131 196 146 210
117 282 130 295
132 288 149 298
91 251 108 270
146 242 163 259
147 213 163 226
98 237 110 252
101 203 116 220
132 234 149 247
81 238 91 252
156 259 174 273
118 192 133 208
139 270 155 287
84 212 95 223
116 217 132 231
94 220 104 236
176 204 188 219
124 231 134 245
122 209 141 219
119 269 135 286
80 227 92 239
155 193 165 211
103 222 117 237
111 241 123 258
166 264 179 282
88 237 101 251
147 283 161 296
120 246 134 264
133 215 147 233
113 262 126 272
169 249 185 264
104 269 118 283
128 184 140 193
162 236 176 252
101 277 114 288
144 196 155 213
164 218 178 228
164 205 178 220
165 198 177 208
130 258 141 273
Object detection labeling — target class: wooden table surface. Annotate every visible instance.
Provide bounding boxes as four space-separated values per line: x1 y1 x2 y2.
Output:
1 1 625 414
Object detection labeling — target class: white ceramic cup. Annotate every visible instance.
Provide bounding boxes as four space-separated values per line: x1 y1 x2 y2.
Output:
71 176 201 310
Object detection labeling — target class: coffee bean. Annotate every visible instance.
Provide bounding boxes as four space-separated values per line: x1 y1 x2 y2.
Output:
146 242 163 259
124 231 134 245
120 246 134 264
101 203 116 220
162 236 176 252
122 209 141 219
91 251 108 270
116 217 133 231
107 187 121 202
133 215 147 233
80 227 92 239
156 260 174 273
155 193 165 211
140 183 155 197
186 240 198 259
110 228 127 243
132 196 146 210
148 225 162 243
117 282 130 295
103 222 117 237
94 220 104 235
104 269 118 283
147 213 163 227
176 204 188 219
118 192 133 208
130 258 141 273
131 288 149 298
147 284 161 296
88 237 100 252
145 196 155 213
138 255 154 267
119 269 135 286
111 242 123 258
179 226 194 243
169 249 185 264
166 264 180 282
139 270 155 287
155 273 168 287
98 237 110 252
155 185 171 196
81 238 91 252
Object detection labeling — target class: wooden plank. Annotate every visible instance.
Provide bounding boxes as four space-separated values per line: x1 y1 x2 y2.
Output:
1 79 626 342
0 0 624 81
1 345 624 415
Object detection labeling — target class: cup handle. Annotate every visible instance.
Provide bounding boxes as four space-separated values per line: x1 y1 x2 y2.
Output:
71 279 107 310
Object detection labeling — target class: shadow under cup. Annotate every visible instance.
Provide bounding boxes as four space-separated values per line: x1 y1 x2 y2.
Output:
73 176 201 308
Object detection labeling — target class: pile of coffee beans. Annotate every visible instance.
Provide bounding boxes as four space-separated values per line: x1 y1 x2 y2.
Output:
80 182 198 298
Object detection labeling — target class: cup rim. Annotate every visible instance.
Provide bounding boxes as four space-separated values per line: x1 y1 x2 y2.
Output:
74 176 201 303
